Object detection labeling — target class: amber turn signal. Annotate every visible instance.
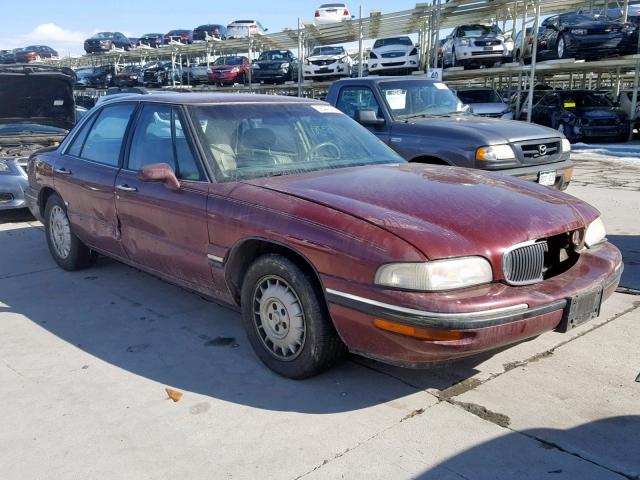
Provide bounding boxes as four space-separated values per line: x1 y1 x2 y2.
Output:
373 319 468 341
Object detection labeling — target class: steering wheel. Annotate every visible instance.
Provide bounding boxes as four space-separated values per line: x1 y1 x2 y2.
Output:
308 142 341 160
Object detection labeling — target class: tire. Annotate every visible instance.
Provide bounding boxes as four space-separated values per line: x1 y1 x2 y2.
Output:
451 49 458 68
515 49 521 62
240 254 345 379
44 193 97 271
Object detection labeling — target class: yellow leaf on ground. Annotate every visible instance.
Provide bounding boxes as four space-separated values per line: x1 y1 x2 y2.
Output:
165 388 183 402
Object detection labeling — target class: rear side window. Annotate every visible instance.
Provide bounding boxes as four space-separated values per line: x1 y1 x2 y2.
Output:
66 117 94 157
80 104 135 166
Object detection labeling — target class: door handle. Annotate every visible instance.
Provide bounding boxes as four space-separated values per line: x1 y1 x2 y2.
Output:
54 167 72 175
116 184 138 192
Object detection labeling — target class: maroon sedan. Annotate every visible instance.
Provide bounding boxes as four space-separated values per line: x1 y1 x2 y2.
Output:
14 45 58 63
207 56 250 85
26 93 622 379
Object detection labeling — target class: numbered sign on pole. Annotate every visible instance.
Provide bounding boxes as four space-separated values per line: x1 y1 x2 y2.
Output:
426 68 443 81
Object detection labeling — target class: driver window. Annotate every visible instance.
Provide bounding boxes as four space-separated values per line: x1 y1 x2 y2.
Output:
335 86 382 120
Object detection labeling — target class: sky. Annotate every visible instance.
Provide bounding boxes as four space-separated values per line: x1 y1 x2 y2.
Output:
0 0 422 56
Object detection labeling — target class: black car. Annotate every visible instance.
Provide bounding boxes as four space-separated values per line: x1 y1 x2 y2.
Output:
164 29 193 44
252 50 298 83
193 24 227 41
536 13 637 60
0 49 15 64
531 90 630 142
142 61 182 87
139 33 165 48
84 32 132 53
74 66 115 89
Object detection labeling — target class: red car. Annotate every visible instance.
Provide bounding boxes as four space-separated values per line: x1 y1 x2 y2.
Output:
14 45 58 62
207 56 250 85
26 93 622 379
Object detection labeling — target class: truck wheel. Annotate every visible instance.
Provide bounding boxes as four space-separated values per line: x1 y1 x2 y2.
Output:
44 193 97 271
240 254 345 379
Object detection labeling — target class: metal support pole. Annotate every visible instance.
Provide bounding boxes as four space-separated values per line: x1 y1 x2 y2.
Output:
298 18 304 96
615 67 622 97
515 1 528 118
623 0 630 23
629 25 640 133
526 0 541 123
247 27 253 92
358 4 364 78
432 0 442 69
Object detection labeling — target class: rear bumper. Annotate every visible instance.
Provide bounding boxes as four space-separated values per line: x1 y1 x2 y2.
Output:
324 241 622 367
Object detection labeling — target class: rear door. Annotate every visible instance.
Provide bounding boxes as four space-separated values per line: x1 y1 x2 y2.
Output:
114 103 213 288
53 103 136 255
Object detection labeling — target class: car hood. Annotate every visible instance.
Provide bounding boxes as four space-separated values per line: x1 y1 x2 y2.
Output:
467 102 509 114
0 65 75 131
373 44 414 55
307 54 344 61
245 163 597 261
408 115 562 143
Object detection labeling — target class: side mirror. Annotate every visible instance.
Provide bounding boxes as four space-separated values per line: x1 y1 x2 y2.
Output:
357 109 385 125
138 163 181 190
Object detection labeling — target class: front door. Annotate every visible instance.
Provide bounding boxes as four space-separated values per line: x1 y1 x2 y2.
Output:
334 85 391 144
53 102 136 255
114 104 213 289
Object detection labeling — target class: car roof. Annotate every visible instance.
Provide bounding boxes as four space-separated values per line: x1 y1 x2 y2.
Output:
334 76 438 85
98 92 323 107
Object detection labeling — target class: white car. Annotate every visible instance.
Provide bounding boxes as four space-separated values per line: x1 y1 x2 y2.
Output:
314 3 352 24
226 20 268 39
303 46 352 79
367 36 419 75
442 24 514 69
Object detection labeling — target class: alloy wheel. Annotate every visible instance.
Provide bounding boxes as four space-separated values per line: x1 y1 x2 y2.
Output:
252 275 306 361
558 38 565 58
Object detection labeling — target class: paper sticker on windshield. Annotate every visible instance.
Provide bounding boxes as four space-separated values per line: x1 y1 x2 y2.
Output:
53 99 64 106
564 101 576 108
433 82 448 90
312 105 340 113
384 89 407 110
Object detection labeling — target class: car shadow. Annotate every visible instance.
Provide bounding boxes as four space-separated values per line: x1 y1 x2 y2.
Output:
419 416 640 479
0 208 34 224
607 234 640 291
0 223 491 414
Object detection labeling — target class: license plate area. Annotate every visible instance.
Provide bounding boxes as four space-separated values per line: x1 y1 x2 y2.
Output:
556 287 603 333
538 170 556 186
484 46 495 51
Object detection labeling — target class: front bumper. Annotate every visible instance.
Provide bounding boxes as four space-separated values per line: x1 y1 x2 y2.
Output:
455 45 507 63
304 63 349 78
252 69 290 82
323 241 621 367
208 71 243 84
368 55 419 74
574 122 629 139
490 158 574 190
0 165 28 210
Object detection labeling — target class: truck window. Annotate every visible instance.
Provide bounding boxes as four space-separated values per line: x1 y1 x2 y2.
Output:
335 86 382 120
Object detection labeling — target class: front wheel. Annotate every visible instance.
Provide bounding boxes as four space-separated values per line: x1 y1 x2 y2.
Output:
44 193 97 271
240 254 345 379
557 34 570 59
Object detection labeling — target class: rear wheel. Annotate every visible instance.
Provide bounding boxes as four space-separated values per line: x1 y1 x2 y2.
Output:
557 34 570 59
240 254 345 379
44 193 97 271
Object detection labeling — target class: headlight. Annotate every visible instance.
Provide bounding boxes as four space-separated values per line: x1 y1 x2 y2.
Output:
375 257 493 291
584 217 607 248
280 62 290 69
252 63 260 69
409 47 418 56
0 161 10 173
304 59 311 65
476 144 516 162
459 39 470 47
571 29 588 35
369 51 378 59
561 138 571 153
231 67 240 73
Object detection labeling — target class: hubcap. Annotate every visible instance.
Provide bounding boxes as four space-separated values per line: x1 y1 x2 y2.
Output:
253 275 306 361
558 38 565 58
49 205 71 259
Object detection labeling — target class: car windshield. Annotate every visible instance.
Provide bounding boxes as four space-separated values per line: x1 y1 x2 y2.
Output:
312 46 345 56
560 92 614 108
75 68 94 77
258 51 289 61
0 123 67 135
213 57 243 66
189 103 402 182
458 25 501 36
456 89 503 104
561 14 597 23
93 32 114 39
378 80 464 119
373 37 413 48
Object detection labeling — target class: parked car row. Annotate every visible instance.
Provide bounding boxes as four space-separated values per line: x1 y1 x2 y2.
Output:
0 45 58 64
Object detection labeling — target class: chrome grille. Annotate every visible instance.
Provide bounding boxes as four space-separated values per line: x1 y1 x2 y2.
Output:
310 59 334 66
515 139 561 161
475 40 501 46
503 241 548 285
381 52 405 58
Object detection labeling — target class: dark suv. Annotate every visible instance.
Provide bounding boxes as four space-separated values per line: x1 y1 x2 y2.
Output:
74 66 116 89
252 50 298 83
84 32 132 53
14 45 58 62
193 24 227 41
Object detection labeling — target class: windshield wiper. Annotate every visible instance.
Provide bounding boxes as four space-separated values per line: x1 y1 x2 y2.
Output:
401 113 455 122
